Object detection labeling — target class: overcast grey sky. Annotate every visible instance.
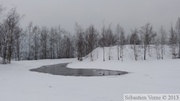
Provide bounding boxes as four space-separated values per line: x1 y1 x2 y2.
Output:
1 0 180 34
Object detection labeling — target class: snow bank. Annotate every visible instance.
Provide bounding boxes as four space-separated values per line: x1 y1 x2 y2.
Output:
83 45 172 62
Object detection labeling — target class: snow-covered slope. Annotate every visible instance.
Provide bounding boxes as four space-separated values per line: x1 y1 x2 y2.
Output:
83 45 172 62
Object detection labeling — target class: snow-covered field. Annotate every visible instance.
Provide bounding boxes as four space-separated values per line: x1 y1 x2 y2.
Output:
0 46 180 101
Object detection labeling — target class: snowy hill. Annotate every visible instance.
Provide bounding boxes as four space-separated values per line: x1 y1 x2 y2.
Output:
83 45 172 62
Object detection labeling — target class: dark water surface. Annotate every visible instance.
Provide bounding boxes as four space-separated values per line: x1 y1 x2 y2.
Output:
30 63 128 77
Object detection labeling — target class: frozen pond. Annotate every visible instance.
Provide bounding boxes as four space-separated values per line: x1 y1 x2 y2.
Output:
30 63 128 76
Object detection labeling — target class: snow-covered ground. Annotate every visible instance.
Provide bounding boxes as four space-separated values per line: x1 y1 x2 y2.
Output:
0 46 180 101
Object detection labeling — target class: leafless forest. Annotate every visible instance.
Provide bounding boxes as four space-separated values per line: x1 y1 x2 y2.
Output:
0 6 180 64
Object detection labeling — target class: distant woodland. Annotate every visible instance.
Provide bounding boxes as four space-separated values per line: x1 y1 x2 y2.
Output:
0 6 180 64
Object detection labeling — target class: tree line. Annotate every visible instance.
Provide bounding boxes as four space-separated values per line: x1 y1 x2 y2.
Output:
0 6 180 64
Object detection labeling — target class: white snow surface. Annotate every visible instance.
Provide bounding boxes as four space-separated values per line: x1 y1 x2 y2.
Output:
0 46 180 101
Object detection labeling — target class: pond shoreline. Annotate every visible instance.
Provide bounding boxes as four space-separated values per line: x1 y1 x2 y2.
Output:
30 63 128 77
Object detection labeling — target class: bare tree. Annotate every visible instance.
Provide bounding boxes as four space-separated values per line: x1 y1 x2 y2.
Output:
40 27 49 59
58 29 74 58
26 22 34 60
99 24 116 61
116 24 125 61
14 26 23 61
0 5 3 57
99 25 107 61
75 23 85 61
63 35 74 58
130 29 139 61
116 24 121 60
0 20 8 63
155 36 161 59
106 25 114 60
169 26 178 59
176 17 180 58
85 25 98 61
116 24 126 61
140 23 156 60
159 26 167 59
55 26 62 58
65 36 71 58
0 8 22 63
119 26 125 61
49 27 56 59
32 26 39 60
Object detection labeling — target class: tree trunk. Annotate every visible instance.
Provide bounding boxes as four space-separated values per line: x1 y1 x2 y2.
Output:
103 47 105 61
90 52 93 61
179 43 180 58
117 46 120 60
144 45 147 60
109 47 111 60
97 49 98 58
121 48 123 61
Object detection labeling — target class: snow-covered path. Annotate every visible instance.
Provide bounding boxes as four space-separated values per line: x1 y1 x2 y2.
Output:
0 59 180 101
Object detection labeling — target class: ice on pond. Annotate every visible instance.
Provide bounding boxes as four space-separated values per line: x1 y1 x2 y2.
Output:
30 63 128 77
